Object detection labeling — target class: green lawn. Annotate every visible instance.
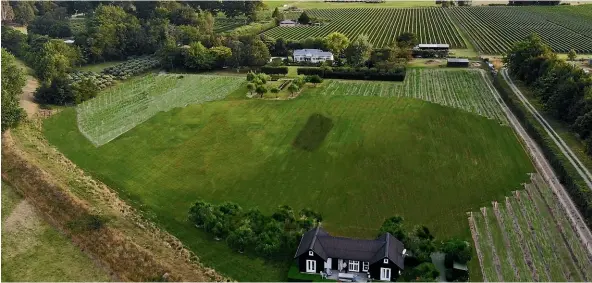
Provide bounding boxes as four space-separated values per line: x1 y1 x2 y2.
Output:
1 182 110 282
43 74 533 280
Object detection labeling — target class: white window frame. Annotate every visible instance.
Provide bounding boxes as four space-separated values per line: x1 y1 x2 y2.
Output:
348 260 360 272
383 258 389 264
380 267 391 281
306 259 316 273
362 261 369 272
309 250 314 256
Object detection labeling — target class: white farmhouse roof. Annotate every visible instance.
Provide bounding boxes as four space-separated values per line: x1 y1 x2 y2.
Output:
293 49 333 57
280 20 296 24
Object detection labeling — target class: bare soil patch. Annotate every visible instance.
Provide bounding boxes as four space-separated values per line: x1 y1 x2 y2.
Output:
19 76 39 118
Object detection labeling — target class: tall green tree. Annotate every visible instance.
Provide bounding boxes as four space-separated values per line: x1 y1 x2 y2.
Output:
35 40 82 82
346 34 373 67
568 49 577 61
210 46 232 68
1 49 25 132
396 32 418 48
245 39 270 67
324 32 349 56
170 4 198 25
298 11 310 25
12 1 35 26
84 5 143 60
197 11 215 35
2 0 15 23
183 41 214 71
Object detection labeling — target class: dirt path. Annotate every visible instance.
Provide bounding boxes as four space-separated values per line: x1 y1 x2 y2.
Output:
482 70 592 257
19 75 39 118
501 69 592 189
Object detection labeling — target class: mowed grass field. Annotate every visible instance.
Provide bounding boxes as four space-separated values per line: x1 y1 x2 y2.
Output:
43 70 533 280
1 182 110 282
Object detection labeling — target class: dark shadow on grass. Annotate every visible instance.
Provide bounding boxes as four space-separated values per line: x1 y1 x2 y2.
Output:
292 113 334 151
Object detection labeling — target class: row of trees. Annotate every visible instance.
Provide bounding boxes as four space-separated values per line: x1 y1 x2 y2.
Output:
378 216 471 282
504 34 592 155
1 1 266 25
1 48 26 132
188 200 322 258
263 32 416 68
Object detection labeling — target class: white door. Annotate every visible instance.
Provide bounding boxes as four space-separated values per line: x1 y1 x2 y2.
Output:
325 258 332 270
380 268 391 281
306 260 316 273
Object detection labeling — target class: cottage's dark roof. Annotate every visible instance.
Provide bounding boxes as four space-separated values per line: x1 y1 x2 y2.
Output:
294 226 405 269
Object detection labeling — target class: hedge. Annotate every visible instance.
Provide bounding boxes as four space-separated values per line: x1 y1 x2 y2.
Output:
261 66 288 75
493 74 592 227
297 67 406 81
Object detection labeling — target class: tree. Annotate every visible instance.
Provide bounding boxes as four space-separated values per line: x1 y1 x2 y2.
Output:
71 79 99 104
397 32 418 48
35 40 82 82
2 0 15 23
227 224 254 253
197 11 215 35
346 34 373 67
210 46 232 68
572 111 592 140
256 84 267 98
245 39 271 67
170 4 198 25
157 38 183 71
254 221 283 256
84 5 143 61
189 200 213 227
271 87 280 98
28 8 72 38
324 32 350 56
441 238 472 265
34 78 75 105
227 40 245 71
401 262 440 282
405 226 436 263
247 82 255 96
175 25 199 45
568 49 577 61
1 49 25 132
297 11 310 25
12 1 35 26
378 216 407 242
288 83 299 97
274 38 288 56
307 75 323 87
183 41 214 71
272 7 280 18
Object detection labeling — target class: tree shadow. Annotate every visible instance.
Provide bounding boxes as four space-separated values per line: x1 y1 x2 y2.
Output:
292 113 334 151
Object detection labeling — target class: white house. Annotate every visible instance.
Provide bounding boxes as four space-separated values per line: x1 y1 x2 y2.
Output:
279 20 297 27
293 49 334 63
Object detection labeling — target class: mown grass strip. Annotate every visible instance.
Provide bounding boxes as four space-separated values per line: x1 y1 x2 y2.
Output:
485 205 517 281
494 202 534 281
531 174 592 281
517 190 569 281
508 195 552 281
525 183 584 282
472 211 500 281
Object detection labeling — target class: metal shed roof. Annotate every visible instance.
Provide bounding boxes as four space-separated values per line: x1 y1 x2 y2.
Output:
447 58 470 63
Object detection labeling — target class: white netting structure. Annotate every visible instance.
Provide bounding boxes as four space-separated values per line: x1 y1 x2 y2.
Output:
77 74 244 146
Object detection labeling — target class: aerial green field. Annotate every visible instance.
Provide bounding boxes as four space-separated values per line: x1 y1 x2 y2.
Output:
43 70 533 280
265 7 466 48
1 182 110 282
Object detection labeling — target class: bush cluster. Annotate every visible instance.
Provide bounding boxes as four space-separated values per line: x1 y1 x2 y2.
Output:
297 66 406 81
102 55 160 80
67 70 116 91
188 200 322 259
